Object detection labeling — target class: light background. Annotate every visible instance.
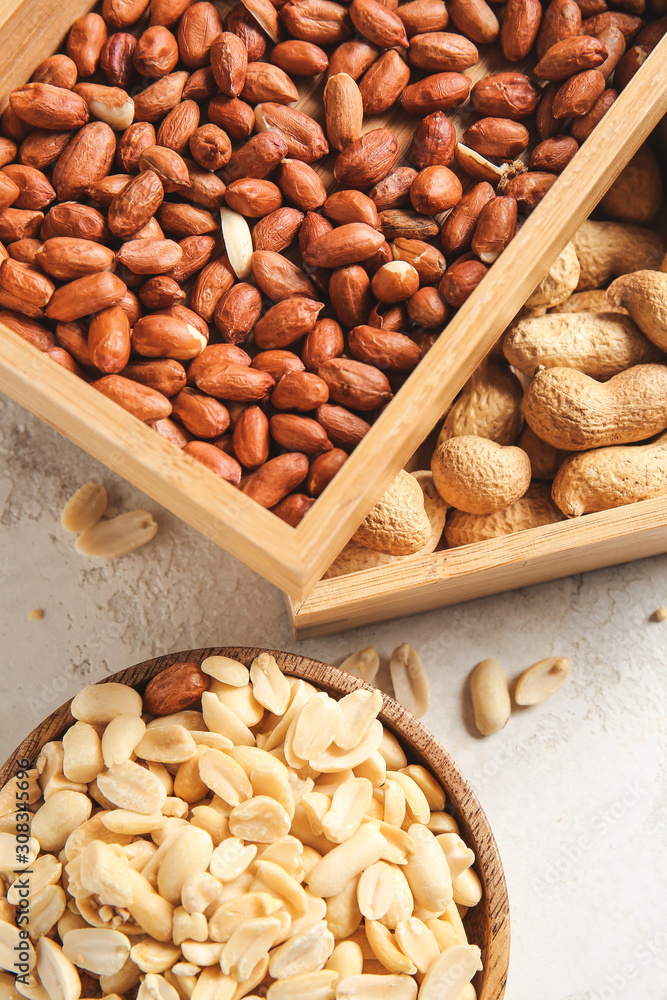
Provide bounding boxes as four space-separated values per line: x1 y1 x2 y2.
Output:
1 392 666 1000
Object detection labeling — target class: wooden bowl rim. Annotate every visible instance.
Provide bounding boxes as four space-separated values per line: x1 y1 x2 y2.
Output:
0 646 510 999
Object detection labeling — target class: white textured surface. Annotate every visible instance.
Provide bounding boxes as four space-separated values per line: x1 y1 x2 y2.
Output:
1 393 666 999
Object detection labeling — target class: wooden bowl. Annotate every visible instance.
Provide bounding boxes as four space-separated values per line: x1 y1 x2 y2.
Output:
0 646 510 999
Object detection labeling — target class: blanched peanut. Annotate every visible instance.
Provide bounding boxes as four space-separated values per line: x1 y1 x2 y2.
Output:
0 919 36 972
172 907 207 946
365 921 416 975
417 944 480 1000
334 691 383 751
209 682 264 728
190 804 229 846
394 917 439 974
266 970 338 1000
310 721 384 774
254 860 309 917
24 884 66 939
78 840 133 907
436 834 475 880
400 766 445 812
201 693 255 747
377 730 407 770
258 681 310 753
36 938 79 1000
441 901 468 946
354 751 386 789
36 742 64 794
228 796 291 843
208 893 282 942
321 778 373 843
181 872 223 915
7 854 61 905
390 644 432 719
290 693 343 761
100 955 142 995
307 823 387 898
250 653 291 715
337 973 418 1000
209 837 257 882
250 767 295 821
71 682 142 724
157 826 214 904
357 862 396 921
201 655 249 686
386 772 430 825
62 722 104 784
101 714 146 767
324 878 362 940
339 647 380 684
221 916 281 981
515 656 570 705
404 825 452 915
190 966 236 1000
0 832 38 872
138 974 180 1000
180 940 223 965
61 482 107 533
231 744 290 781
259 835 302 874
268 921 334 979
173 747 209 803
131 939 181 973
376 821 413 866
382 780 406 828
75 510 158 559
31 791 92 853
425 916 458 952
470 658 511 736
326 941 363 979
197 749 252 805
451 868 482 908
285 893 325 942
427 812 459 835
61 927 130 976
134 725 197 764
97 761 167 814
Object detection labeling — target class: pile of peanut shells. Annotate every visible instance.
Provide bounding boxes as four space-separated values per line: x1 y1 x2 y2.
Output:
0 0 665 523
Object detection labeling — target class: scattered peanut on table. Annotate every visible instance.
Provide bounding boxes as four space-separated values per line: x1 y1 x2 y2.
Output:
337 642 570 736
1 0 665 521
0 655 485 1000
60 481 157 558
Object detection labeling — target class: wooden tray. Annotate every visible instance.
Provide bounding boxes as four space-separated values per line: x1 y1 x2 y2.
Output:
0 646 511 1000
1 1 667 599
286 496 667 636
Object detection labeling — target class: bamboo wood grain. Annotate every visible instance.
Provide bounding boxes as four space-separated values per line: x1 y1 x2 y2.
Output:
0 1 666 598
0 0 97 112
0 647 510 999
288 496 667 636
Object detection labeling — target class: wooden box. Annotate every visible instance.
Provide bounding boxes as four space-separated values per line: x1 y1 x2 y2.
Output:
287 497 667 636
1 1 667 601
